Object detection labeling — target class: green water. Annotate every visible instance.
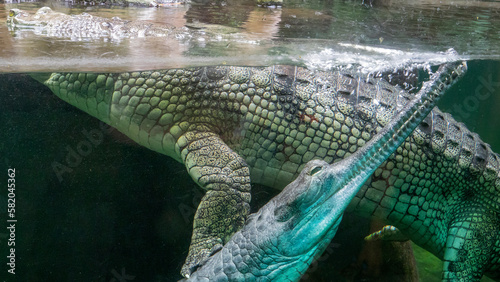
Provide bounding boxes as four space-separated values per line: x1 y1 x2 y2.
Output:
1 0 500 281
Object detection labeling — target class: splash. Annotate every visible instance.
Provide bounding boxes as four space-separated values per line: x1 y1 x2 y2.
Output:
303 43 467 74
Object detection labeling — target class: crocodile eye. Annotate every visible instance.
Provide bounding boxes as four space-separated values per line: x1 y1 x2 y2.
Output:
274 205 293 222
308 166 323 176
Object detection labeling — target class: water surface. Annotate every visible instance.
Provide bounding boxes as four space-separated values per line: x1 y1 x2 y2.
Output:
1 0 500 72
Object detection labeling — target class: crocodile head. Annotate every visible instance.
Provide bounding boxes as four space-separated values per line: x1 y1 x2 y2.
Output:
184 154 382 280
7 7 66 28
230 156 367 279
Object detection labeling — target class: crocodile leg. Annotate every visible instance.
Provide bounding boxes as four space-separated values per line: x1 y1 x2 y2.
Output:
178 129 251 277
364 225 408 241
443 209 498 281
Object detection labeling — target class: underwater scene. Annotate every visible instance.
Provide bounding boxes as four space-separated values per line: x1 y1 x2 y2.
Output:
1 0 500 281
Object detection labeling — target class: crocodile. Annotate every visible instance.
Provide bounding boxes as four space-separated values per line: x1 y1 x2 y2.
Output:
30 62 500 281
184 61 466 281
7 7 193 40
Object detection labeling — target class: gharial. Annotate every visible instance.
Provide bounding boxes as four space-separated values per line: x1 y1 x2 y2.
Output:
29 59 499 281
184 61 466 281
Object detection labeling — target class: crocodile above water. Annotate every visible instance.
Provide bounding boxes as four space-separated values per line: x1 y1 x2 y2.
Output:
7 7 195 40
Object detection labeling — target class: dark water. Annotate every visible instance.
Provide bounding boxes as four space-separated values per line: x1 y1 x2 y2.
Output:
1 0 500 281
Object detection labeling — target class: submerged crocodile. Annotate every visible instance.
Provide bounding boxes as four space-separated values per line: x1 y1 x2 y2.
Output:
31 62 500 280
185 61 466 281
7 7 192 40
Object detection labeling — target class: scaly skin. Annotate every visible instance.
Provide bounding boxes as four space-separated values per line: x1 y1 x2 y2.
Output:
32 64 500 280
185 62 466 281
7 7 190 39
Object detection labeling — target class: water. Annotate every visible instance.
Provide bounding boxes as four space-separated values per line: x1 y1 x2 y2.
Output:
1 0 500 281
2 0 500 72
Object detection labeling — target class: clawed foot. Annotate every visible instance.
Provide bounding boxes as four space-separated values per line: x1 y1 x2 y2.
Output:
181 238 223 278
